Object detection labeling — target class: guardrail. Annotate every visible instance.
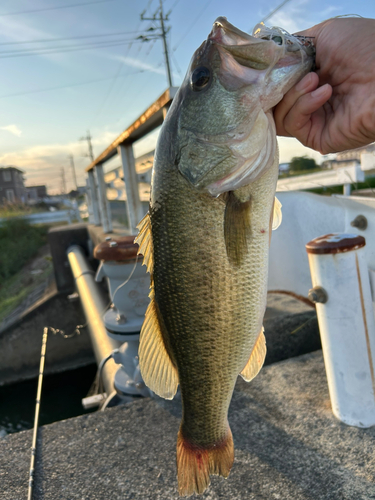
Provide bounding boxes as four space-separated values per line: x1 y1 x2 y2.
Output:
0 209 81 226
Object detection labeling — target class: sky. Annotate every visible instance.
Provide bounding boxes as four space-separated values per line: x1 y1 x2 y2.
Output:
0 0 374 194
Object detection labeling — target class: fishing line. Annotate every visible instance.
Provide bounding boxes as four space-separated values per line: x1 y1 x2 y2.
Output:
27 253 142 497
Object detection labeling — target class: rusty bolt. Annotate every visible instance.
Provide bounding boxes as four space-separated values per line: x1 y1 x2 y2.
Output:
308 286 328 304
350 215 367 231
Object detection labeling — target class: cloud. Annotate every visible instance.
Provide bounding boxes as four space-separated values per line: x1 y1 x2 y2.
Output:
112 55 179 79
264 0 316 33
0 130 119 193
1 124 22 137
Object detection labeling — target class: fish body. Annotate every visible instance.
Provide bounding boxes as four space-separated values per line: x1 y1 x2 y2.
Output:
135 18 314 496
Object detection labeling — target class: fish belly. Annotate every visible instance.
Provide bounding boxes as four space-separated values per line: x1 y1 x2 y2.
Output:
150 155 279 495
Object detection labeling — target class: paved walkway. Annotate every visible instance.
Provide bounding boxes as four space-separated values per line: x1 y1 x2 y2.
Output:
2 351 375 499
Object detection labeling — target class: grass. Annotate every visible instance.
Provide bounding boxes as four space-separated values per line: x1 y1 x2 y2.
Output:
0 219 51 322
0 203 48 219
0 219 49 280
0 261 52 323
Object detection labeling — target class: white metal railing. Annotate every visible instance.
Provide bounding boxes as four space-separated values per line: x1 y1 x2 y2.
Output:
84 87 177 235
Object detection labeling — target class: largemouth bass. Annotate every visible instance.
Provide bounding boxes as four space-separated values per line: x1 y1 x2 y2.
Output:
135 17 314 496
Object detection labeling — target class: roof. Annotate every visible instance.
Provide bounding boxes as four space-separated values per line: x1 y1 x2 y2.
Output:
0 166 24 173
86 87 178 172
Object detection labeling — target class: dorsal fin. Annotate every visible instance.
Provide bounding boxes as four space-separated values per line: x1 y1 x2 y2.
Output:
224 191 252 266
134 212 154 274
139 287 179 400
240 327 266 382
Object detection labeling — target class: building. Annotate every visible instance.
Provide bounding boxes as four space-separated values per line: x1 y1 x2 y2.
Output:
26 185 47 203
0 166 26 204
336 143 375 162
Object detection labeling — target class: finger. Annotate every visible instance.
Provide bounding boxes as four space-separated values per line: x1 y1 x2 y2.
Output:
283 83 332 139
274 72 319 136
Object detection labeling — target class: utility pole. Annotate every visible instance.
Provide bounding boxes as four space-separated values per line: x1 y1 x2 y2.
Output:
141 0 173 87
61 167 66 195
79 130 94 162
68 154 78 190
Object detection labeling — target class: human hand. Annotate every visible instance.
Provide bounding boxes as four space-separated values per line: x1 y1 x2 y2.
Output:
274 17 375 154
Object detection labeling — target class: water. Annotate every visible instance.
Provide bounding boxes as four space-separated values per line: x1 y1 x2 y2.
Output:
0 364 98 436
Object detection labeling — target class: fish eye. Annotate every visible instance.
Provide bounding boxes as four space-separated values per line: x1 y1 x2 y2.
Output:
272 35 283 45
190 66 211 91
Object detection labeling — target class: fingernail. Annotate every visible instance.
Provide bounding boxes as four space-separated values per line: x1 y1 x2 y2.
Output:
311 85 328 98
295 73 311 92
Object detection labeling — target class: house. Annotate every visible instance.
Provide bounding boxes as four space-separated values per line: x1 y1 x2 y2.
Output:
26 185 47 203
0 166 26 204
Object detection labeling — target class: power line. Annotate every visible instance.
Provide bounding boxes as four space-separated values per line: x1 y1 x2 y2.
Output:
173 0 214 52
141 0 173 87
0 30 151 46
0 38 146 59
0 70 145 99
0 0 116 17
259 0 293 24
0 37 143 56
88 0 156 128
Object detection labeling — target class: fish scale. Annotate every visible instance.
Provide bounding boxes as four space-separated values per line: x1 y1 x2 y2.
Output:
150 148 278 446
135 16 314 497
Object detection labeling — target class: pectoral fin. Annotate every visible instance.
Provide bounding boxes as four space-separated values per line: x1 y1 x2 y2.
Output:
240 327 266 382
272 196 282 230
134 212 154 274
139 287 179 400
224 191 252 266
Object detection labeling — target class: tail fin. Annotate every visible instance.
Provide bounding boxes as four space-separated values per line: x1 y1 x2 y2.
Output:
176 428 234 497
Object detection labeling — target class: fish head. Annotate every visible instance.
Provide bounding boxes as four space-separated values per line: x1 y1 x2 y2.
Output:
174 17 315 196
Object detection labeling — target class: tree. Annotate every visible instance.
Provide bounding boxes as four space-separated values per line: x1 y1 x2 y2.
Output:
289 156 318 172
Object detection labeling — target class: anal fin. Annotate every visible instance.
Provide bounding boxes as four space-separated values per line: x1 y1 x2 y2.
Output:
224 191 251 266
139 288 179 400
240 327 266 382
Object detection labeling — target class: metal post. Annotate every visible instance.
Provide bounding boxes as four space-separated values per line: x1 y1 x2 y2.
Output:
69 154 78 190
85 178 95 224
96 164 113 233
67 245 121 399
306 233 375 427
88 170 101 225
118 144 143 234
343 183 351 196
159 0 173 88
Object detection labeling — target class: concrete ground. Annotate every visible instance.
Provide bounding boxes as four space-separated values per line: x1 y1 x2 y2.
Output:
2 351 375 500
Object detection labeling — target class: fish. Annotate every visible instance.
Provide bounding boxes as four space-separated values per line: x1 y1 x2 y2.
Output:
135 17 315 497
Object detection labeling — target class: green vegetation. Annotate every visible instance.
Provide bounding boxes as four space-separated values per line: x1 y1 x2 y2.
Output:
289 156 318 172
0 261 52 323
0 219 48 280
0 203 44 219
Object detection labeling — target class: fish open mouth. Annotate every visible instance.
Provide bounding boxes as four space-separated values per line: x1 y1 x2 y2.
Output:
209 17 315 71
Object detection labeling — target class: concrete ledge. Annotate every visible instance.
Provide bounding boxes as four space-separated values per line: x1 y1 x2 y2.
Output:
0 285 94 386
2 351 375 499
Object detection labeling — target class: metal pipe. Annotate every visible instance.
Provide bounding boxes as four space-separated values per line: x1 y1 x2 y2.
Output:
306 233 375 427
67 245 121 400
